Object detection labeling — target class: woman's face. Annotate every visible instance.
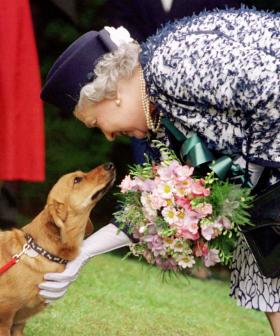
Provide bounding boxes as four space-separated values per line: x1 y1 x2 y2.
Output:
75 68 149 141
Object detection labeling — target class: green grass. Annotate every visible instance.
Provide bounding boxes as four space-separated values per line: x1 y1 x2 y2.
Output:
25 254 271 336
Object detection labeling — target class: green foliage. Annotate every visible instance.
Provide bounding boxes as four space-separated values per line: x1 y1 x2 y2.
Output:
77 0 107 29
210 234 237 266
44 20 79 44
128 160 154 179
208 181 254 227
114 191 145 234
205 180 254 265
153 140 179 164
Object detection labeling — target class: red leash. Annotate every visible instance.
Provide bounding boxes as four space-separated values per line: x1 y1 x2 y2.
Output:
0 243 30 275
0 258 18 274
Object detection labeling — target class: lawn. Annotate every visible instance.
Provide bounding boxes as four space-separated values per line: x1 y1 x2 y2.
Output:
25 254 271 336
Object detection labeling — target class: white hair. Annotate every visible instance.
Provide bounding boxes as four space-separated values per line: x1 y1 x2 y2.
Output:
77 42 140 110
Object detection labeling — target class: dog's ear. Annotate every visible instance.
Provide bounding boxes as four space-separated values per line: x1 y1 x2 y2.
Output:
85 218 94 238
48 200 68 242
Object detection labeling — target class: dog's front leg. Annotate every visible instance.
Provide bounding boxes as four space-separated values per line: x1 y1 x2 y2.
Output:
0 313 14 336
0 327 11 336
11 322 25 336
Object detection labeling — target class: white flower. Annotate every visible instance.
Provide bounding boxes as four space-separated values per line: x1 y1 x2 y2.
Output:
104 26 133 46
140 193 157 220
172 240 184 253
157 181 174 199
161 206 178 225
139 226 146 234
177 255 195 269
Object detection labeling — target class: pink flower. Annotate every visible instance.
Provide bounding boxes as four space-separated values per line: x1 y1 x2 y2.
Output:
150 194 167 210
176 226 200 240
157 162 178 181
176 197 191 210
141 179 155 192
174 185 187 197
194 203 213 217
119 175 134 192
193 241 209 257
174 164 194 181
190 179 210 197
130 177 144 191
119 176 147 192
215 216 232 230
201 220 224 241
152 165 158 173
143 234 165 257
175 178 193 194
201 224 215 241
177 209 200 233
203 248 221 267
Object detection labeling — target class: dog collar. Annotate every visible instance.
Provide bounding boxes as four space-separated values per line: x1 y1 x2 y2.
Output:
25 233 69 265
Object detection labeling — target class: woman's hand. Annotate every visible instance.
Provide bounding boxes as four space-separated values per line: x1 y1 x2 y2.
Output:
39 255 87 302
39 223 131 303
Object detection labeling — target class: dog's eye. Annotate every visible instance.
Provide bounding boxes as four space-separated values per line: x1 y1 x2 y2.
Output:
74 176 83 184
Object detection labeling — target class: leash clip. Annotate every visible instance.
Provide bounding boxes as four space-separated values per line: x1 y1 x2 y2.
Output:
13 243 31 262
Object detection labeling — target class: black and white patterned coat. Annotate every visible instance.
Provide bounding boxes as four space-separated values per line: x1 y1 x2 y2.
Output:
140 8 280 178
136 9 280 312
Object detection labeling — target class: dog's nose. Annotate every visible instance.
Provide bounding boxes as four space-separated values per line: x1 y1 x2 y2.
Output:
104 162 115 171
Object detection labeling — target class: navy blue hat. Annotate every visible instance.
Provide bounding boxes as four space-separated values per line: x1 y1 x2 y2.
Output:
41 29 118 113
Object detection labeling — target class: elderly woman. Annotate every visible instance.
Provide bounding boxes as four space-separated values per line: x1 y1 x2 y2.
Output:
40 8 280 335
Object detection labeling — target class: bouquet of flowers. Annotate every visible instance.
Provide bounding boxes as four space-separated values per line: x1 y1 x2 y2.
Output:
114 142 253 272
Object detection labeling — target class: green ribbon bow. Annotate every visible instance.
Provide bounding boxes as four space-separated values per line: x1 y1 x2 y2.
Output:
161 117 252 187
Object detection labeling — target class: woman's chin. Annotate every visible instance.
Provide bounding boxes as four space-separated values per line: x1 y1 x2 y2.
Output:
116 130 148 139
131 131 147 139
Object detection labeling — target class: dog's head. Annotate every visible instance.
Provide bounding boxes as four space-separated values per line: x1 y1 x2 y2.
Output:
46 163 116 244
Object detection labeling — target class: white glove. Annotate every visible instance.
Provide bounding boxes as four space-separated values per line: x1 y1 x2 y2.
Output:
233 156 264 188
39 223 130 303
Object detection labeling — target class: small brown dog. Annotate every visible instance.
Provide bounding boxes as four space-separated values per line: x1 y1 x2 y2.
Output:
0 163 115 336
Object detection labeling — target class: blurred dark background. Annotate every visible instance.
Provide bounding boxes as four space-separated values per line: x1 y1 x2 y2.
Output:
16 0 133 229
7 0 280 230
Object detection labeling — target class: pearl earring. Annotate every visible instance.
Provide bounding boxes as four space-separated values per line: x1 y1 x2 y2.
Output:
115 99 121 106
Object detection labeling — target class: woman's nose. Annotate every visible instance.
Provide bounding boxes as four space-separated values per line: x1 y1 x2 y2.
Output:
102 130 115 141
